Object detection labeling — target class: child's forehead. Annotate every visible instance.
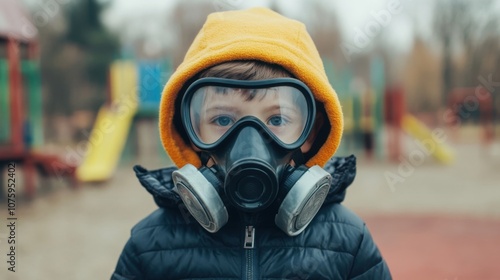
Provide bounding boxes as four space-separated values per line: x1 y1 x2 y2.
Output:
202 86 296 102
203 89 295 107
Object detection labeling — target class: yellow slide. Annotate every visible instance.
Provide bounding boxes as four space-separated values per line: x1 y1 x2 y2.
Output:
76 106 136 182
76 61 138 182
401 114 455 165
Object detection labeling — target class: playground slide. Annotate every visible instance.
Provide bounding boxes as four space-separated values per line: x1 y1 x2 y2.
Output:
401 114 455 165
76 105 136 182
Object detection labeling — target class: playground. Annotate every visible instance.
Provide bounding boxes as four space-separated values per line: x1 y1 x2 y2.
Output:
1 2 500 279
1 54 499 279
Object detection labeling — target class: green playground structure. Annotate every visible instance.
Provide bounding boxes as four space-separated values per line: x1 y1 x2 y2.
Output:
0 2 77 199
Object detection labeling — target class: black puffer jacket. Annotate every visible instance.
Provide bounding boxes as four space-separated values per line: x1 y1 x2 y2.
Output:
111 156 391 280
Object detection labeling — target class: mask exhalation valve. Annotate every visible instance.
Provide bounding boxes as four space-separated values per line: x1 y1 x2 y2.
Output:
224 159 279 213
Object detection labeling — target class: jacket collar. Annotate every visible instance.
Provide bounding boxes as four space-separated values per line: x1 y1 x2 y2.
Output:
133 155 356 209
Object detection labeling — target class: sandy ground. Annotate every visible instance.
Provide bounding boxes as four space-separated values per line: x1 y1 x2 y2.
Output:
0 141 499 280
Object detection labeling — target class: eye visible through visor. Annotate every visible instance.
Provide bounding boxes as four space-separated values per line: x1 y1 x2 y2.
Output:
181 78 316 149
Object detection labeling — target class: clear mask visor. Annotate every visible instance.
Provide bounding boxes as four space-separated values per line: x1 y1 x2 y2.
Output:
188 85 310 145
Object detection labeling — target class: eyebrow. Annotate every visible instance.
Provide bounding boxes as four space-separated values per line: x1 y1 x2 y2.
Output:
204 103 301 114
204 106 240 114
264 104 300 114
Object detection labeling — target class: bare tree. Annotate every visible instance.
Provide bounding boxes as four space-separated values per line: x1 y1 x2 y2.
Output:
433 0 500 103
168 1 214 66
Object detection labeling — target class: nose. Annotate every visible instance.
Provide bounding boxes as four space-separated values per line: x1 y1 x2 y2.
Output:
227 126 273 163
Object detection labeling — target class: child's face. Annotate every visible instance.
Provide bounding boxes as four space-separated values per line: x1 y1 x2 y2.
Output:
190 86 307 145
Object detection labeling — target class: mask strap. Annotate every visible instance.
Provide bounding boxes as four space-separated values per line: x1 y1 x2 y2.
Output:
291 149 305 166
200 151 212 166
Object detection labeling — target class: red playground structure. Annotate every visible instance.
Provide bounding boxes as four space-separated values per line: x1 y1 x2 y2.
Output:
0 2 76 199
446 87 495 145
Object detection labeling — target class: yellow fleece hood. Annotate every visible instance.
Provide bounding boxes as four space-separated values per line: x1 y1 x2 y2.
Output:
159 7 343 168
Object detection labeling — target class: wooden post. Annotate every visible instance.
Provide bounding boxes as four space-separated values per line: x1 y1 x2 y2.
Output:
7 38 25 153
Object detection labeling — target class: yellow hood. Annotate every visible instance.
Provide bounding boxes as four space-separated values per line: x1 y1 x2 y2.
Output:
159 7 343 168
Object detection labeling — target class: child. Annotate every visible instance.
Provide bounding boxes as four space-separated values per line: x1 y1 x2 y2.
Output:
111 7 391 280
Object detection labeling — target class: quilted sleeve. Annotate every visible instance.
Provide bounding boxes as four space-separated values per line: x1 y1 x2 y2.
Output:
110 237 144 280
348 224 392 280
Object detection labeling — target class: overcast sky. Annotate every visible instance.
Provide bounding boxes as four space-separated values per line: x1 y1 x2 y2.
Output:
20 0 500 57
100 0 444 55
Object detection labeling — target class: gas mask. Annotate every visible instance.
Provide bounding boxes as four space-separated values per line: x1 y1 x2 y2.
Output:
172 78 332 236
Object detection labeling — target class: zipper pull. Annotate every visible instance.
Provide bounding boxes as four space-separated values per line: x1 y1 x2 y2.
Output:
244 226 255 249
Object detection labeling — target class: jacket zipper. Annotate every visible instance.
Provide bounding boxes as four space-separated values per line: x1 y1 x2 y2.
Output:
244 225 255 280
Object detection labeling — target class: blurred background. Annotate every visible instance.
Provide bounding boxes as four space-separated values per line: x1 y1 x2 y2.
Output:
0 0 499 279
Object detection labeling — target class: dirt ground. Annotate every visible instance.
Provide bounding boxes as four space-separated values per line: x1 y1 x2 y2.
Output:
0 141 499 280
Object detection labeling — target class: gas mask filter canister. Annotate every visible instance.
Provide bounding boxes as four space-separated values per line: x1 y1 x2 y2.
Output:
172 78 332 236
